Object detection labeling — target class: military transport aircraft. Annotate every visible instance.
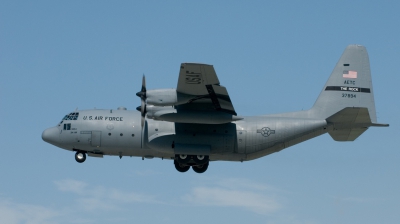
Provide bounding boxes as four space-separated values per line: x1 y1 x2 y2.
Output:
42 45 388 173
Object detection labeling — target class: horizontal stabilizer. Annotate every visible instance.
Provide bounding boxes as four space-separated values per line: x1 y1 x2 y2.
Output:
327 107 370 128
326 107 383 141
328 127 368 141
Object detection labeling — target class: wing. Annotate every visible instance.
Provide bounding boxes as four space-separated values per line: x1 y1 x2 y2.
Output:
176 63 237 115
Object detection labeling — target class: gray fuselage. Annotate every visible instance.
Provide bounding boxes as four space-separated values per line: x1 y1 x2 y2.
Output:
45 108 328 162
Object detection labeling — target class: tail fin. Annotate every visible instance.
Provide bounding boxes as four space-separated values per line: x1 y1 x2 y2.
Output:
312 45 377 121
311 45 388 141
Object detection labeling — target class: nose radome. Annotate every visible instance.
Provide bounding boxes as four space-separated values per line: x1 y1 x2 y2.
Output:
42 127 60 145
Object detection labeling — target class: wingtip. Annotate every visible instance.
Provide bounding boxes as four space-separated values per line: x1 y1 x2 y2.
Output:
370 123 389 127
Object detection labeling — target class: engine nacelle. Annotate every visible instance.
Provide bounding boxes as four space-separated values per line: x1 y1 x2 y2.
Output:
146 105 173 119
146 89 193 106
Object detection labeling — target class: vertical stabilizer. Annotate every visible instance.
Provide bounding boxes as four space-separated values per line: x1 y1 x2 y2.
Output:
312 45 377 123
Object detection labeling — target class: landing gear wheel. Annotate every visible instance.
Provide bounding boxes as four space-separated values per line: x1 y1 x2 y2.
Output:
75 151 86 163
193 155 209 165
192 162 209 173
176 154 191 164
174 160 190 172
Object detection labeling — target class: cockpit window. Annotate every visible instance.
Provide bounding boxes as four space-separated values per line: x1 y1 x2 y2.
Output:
63 112 79 121
59 112 79 125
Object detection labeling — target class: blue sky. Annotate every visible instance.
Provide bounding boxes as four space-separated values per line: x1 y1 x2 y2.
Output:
1 1 399 223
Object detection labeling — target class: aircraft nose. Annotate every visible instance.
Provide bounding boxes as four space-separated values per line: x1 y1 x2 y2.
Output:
42 126 60 145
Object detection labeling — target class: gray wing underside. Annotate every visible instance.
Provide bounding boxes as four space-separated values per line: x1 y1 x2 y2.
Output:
176 63 237 115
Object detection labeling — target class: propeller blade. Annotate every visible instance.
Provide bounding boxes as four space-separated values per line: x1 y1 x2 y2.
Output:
141 75 146 95
140 98 146 129
136 75 147 98
137 74 147 148
141 115 145 129
136 74 147 148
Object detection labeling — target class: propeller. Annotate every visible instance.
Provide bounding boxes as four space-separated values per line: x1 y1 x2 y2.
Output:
136 75 147 129
136 75 147 149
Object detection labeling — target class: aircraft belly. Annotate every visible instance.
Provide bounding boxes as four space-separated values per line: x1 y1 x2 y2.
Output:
148 132 235 154
147 122 237 156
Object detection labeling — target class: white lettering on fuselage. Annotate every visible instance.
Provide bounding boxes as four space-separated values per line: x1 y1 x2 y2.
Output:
105 116 123 121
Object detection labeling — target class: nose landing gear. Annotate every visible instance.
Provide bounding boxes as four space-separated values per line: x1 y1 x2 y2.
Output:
75 151 86 163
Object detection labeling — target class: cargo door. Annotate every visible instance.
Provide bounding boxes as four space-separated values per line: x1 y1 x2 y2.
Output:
91 131 101 147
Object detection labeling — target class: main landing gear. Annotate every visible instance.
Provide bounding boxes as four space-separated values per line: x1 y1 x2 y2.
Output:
75 151 86 163
174 154 209 173
174 160 190 172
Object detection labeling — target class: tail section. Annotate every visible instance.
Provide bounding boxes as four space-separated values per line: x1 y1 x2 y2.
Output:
311 45 388 141
312 45 376 121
